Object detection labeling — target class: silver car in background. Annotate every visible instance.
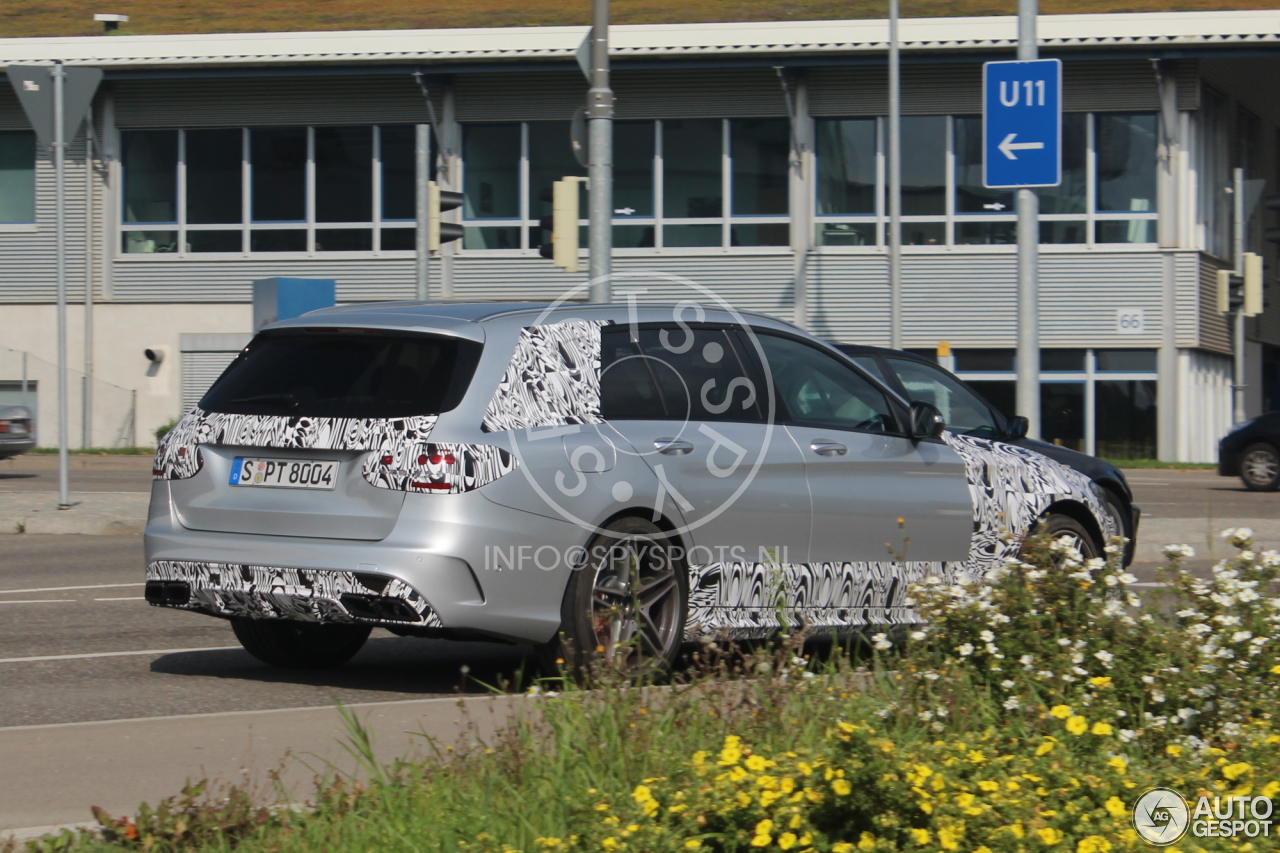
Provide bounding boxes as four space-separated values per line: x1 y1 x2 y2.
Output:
0 405 35 459
145 302 1117 669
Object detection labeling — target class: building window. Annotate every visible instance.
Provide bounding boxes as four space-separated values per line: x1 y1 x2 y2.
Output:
118 125 429 255
460 118 790 252
814 112 1157 248
0 131 37 223
954 347 1158 459
1197 88 1232 260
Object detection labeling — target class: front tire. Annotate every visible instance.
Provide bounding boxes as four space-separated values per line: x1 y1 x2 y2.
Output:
1240 443 1280 491
1023 513 1101 560
551 516 688 675
231 618 371 668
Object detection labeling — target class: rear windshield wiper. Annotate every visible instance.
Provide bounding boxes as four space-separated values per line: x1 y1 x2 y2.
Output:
225 393 301 412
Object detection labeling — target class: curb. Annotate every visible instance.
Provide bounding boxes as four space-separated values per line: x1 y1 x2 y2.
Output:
1 515 146 535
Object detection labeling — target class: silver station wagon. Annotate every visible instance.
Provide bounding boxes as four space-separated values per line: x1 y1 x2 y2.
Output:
145 301 1118 669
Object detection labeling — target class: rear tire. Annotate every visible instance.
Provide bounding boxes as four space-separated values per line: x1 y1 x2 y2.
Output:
231 618 371 668
1240 443 1280 491
1023 513 1100 560
547 516 688 677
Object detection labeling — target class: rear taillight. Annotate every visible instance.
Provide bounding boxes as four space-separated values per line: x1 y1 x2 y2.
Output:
0 419 31 435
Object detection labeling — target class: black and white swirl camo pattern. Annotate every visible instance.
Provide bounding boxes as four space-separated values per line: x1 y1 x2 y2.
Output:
682 433 1118 639
147 560 443 627
481 320 608 432
153 408 513 493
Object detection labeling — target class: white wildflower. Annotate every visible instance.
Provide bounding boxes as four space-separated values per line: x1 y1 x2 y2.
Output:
957 643 974 657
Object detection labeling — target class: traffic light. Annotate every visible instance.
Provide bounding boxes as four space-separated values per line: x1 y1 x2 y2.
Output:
1217 252 1266 316
536 177 586 272
428 181 464 251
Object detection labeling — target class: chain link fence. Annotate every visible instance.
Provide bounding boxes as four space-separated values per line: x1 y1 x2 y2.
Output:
0 346 139 449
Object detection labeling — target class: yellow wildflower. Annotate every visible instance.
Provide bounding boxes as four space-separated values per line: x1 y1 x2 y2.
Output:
719 746 742 766
1166 744 1182 757
1050 705 1073 719
1270 664 1280 675
1089 676 1113 688
1092 722 1114 736
1223 762 1253 781
749 835 771 848
1065 715 1089 736
833 779 853 796
683 842 703 851
1107 756 1127 774
908 827 932 846
601 839 619 851
1104 796 1128 817
736 792 751 808
978 780 1000 792
956 793 976 808
1077 836 1112 853
1261 781 1280 799
857 832 876 851
1036 740 1056 756
745 755 770 772
1006 823 1026 839
778 832 798 850
938 827 960 850
1037 827 1065 845
833 844 856 853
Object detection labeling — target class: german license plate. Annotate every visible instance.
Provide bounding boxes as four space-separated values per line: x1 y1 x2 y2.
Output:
230 457 338 490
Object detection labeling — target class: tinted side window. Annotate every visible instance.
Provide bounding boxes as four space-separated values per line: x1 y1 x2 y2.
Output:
756 334 897 433
600 328 666 420
885 357 999 437
636 327 762 423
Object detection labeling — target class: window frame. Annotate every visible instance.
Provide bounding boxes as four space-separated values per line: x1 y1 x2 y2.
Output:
0 129 38 227
459 118 793 255
813 112 1160 252
117 125 424 259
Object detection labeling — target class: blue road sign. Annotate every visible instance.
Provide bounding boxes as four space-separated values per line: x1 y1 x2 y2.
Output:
983 58 1061 188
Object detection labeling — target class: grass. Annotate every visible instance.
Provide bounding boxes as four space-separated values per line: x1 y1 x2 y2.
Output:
1102 458 1219 471
3 0 1279 38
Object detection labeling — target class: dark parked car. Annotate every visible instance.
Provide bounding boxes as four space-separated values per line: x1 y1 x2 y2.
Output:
0 405 35 460
832 344 1140 564
1218 412 1280 491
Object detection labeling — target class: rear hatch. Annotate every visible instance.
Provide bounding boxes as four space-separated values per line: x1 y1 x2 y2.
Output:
169 326 480 541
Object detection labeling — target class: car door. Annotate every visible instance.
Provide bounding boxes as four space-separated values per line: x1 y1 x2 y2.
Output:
600 324 811 565
749 332 973 563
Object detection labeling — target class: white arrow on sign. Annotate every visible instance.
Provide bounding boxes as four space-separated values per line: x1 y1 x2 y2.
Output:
997 133 1045 161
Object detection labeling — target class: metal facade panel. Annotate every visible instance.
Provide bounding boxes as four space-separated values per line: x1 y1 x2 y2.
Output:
0 140 91 302
454 68 788 121
808 60 1194 117
809 252 1164 347
1198 255 1231 354
451 254 795 321
1176 252 1201 349
109 257 421 302
181 349 238 412
113 76 439 128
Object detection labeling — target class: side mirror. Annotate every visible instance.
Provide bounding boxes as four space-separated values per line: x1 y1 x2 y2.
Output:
1006 416 1029 440
909 400 946 440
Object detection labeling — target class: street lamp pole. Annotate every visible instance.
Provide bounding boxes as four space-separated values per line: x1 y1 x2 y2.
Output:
1015 0 1042 439
587 0 614 302
888 0 902 350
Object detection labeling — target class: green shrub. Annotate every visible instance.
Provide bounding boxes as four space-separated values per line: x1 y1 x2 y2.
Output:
152 417 181 447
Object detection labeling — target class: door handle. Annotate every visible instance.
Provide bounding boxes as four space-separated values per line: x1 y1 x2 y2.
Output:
654 438 694 455
810 439 848 456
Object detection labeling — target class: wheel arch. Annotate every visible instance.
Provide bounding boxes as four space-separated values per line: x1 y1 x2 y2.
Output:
1040 499 1106 554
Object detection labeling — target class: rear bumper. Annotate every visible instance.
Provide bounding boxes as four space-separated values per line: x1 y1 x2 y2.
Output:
0 436 35 459
144 480 585 644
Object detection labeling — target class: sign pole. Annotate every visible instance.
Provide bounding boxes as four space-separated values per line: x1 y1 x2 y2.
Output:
586 0 613 302
1015 0 1041 440
1233 166 1247 423
415 124 431 301
53 61 71 509
888 0 902 350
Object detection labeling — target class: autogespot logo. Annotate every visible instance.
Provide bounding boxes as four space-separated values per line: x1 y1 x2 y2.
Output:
508 270 777 540
1132 788 1190 846
1133 787 1275 845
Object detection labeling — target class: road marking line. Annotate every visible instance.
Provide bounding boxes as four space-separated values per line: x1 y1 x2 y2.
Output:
93 596 145 601
0 599 76 605
0 582 143 595
0 694 505 733
0 646 240 665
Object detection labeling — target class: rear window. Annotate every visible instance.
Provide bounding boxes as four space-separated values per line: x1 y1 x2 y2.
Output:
200 331 480 418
